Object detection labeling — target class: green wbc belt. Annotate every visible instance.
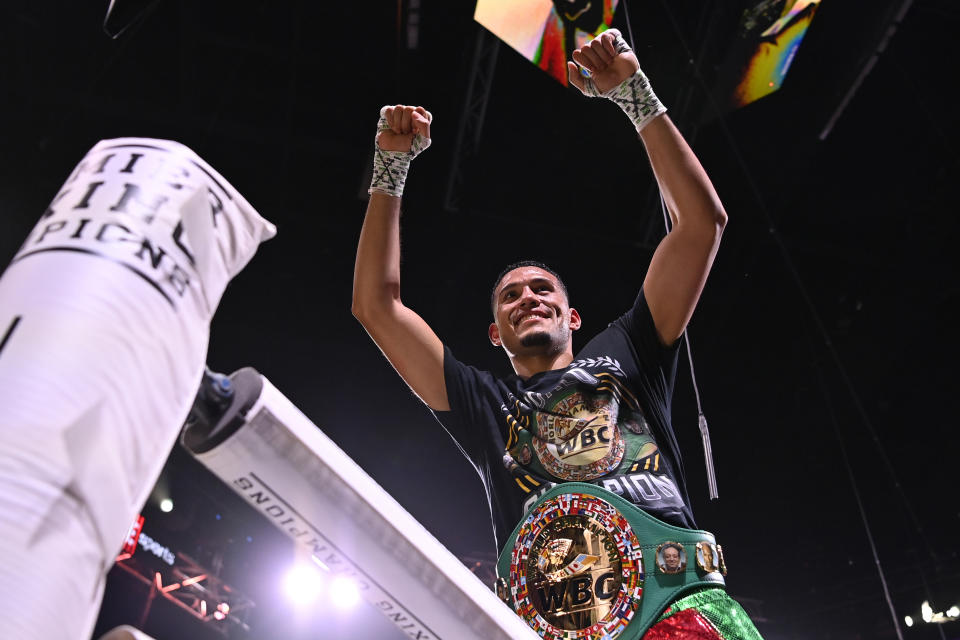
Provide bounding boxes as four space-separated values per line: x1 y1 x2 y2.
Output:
496 483 728 639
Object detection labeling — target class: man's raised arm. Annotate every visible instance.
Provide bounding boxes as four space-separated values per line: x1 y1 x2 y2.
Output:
568 31 727 346
352 105 450 411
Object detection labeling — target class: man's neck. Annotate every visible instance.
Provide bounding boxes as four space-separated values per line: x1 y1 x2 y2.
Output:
510 351 575 381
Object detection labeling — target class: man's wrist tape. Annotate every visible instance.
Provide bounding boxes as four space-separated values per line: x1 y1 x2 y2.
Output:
369 147 412 198
368 108 431 197
578 34 667 133
603 68 667 133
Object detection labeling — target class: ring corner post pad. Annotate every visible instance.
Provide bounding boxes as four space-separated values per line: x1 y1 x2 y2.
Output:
182 370 538 640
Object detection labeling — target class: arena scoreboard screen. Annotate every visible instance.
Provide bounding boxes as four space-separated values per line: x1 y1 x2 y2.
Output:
474 0 621 86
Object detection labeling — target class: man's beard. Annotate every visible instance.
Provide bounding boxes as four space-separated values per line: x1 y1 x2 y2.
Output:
520 331 552 348
521 324 572 351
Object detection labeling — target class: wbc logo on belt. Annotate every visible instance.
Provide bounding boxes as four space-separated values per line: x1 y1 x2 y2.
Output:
508 493 644 639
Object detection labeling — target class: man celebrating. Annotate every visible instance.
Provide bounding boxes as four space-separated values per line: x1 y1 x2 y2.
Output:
353 29 762 640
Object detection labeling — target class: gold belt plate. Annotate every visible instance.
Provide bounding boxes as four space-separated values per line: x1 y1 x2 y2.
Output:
508 493 644 639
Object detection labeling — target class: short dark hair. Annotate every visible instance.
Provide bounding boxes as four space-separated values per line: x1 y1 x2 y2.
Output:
490 260 569 314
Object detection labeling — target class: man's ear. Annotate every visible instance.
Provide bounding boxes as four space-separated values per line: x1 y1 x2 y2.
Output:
488 322 501 346
569 308 582 331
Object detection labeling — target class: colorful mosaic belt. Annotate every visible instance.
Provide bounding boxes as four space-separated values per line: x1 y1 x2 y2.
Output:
496 483 728 639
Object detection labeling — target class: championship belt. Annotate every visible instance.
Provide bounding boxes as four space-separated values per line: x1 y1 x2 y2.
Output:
496 483 727 639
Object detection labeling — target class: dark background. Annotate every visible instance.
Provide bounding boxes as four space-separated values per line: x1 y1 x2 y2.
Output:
2 1 958 638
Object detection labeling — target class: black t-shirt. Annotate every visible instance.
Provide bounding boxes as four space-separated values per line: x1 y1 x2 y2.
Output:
433 289 696 553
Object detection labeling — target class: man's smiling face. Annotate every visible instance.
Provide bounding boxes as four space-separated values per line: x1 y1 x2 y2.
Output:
663 546 682 571
489 266 580 358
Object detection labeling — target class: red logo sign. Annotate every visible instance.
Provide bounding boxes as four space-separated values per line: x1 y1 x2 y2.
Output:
122 514 145 555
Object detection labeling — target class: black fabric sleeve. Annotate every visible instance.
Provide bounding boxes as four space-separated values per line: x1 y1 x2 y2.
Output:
604 288 686 483
614 288 682 389
430 345 496 474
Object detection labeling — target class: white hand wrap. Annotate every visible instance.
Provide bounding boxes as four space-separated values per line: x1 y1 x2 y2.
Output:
368 106 432 197
576 33 667 133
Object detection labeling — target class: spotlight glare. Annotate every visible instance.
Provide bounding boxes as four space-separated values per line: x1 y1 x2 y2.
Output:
921 600 933 623
329 575 360 610
159 498 174 513
947 606 959 618
283 564 324 606
904 615 913 627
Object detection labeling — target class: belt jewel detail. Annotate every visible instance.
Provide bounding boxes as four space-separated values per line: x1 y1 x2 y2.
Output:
696 541 720 573
654 541 687 575
508 493 644 638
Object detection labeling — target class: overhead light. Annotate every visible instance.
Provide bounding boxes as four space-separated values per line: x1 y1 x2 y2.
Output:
283 564 324 607
904 616 913 627
922 601 934 623
947 606 959 618
329 575 360 610
159 498 173 513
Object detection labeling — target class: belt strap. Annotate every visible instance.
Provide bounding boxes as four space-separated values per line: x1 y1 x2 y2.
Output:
497 483 725 639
